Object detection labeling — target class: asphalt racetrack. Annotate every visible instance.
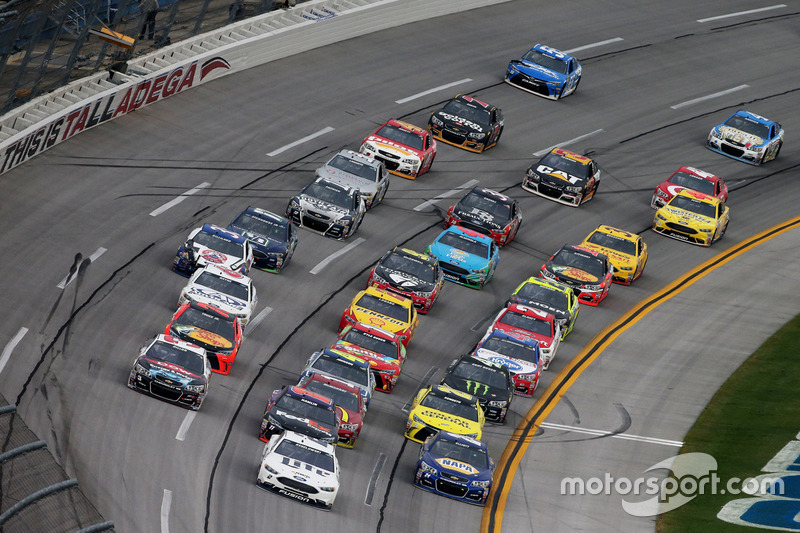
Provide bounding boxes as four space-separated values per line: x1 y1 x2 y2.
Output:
0 1 798 532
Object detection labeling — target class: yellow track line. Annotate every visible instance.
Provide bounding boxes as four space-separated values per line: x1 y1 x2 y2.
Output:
481 215 800 533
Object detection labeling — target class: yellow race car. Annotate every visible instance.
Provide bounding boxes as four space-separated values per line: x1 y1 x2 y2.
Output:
338 286 419 347
580 225 648 284
405 385 485 443
652 189 730 247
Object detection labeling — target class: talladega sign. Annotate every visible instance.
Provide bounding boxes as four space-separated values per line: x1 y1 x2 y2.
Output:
0 57 231 175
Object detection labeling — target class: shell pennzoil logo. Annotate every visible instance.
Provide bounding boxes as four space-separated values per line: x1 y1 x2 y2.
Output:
435 458 478 475
178 326 233 348
553 266 598 283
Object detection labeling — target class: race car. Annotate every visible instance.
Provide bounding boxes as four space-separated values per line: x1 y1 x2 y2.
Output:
707 110 784 165
359 119 437 179
522 148 600 207
257 430 340 510
426 226 500 289
405 384 485 443
127 334 211 410
178 264 257 329
338 286 418 347
444 186 522 246
172 223 254 277
297 372 366 448
367 247 444 314
413 431 495 506
315 149 390 209
440 354 514 424
539 244 614 306
164 301 243 375
226 207 298 273
650 166 728 210
652 188 730 247
259 385 340 445
474 330 541 397
507 276 579 339
484 304 560 370
333 322 406 393
300 348 376 409
427 94 504 153
286 176 366 240
505 43 582 100
579 225 648 285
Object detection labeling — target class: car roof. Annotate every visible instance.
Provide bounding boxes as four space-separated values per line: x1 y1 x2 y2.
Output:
464 186 515 206
193 263 250 283
431 430 488 450
308 176 358 196
360 285 414 309
302 372 363 395
441 225 495 245
241 206 290 225
198 223 249 244
318 348 371 369
347 321 402 341
533 43 575 60
546 147 593 165
592 225 640 242
155 333 206 354
673 188 721 205
184 300 237 322
279 430 336 453
284 385 336 408
505 303 556 322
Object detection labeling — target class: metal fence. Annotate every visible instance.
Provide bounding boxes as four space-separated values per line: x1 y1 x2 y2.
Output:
0 0 297 113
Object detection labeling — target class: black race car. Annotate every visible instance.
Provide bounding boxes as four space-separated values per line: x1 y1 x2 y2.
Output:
226 206 298 273
444 186 522 246
522 147 600 207
259 384 341 444
366 247 444 314
440 354 513 424
428 94 504 153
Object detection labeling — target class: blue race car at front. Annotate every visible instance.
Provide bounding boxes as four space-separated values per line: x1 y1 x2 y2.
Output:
706 110 784 166
226 206 298 273
414 431 495 506
426 225 499 289
505 44 582 100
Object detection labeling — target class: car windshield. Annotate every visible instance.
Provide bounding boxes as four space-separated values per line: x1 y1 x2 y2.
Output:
194 272 249 301
441 99 492 127
724 115 770 138
514 283 568 309
355 293 409 322
274 392 337 426
420 390 479 422
380 252 437 283
374 124 425 151
146 341 205 375
229 213 288 240
668 172 716 195
449 360 508 390
193 232 245 257
340 328 398 359
429 437 489 470
539 152 592 179
327 154 380 182
275 440 334 472
457 192 512 221
437 232 489 258
668 196 718 218
521 49 569 74
312 356 368 388
480 336 539 364
174 307 235 343
499 311 552 337
303 380 360 413
585 231 636 256
552 248 607 277
303 182 354 209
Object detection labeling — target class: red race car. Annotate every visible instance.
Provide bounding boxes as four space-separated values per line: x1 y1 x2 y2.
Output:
333 322 407 393
483 304 561 371
650 166 728 209
297 372 366 448
164 301 243 375
539 244 614 306
359 119 437 179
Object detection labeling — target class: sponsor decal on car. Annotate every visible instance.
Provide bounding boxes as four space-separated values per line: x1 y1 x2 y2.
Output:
200 249 228 263
174 325 233 348
435 458 479 475
552 266 599 282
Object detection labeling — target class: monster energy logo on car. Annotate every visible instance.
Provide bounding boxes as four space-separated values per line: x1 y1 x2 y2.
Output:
465 381 489 395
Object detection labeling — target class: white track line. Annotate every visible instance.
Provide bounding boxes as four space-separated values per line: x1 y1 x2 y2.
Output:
670 84 749 109
0 327 28 375
149 182 210 217
533 129 604 157
395 78 473 104
243 306 273 340
564 37 623 54
413 179 479 212
697 4 786 22
267 126 334 156
57 247 107 289
540 422 684 447
310 237 366 275
161 489 172 533
175 411 196 441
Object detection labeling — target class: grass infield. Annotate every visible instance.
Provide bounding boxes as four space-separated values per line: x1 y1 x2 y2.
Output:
657 313 800 532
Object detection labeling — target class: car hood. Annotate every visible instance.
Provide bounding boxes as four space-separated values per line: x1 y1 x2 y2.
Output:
659 206 716 226
182 285 248 315
513 60 563 82
298 195 350 219
192 244 244 270
266 453 335 484
474 349 538 376
717 126 766 147
170 324 234 352
441 375 508 401
365 135 421 158
433 111 488 133
141 357 204 383
350 307 408 334
414 407 477 434
579 243 635 269
428 242 486 270
373 265 436 293
425 452 489 478
531 163 588 187
452 206 505 231
545 263 601 284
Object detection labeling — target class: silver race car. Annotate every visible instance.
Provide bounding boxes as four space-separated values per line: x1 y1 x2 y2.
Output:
286 177 367 239
315 150 389 209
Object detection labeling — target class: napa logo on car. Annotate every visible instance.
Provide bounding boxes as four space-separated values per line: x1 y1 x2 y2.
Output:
435 458 478 475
